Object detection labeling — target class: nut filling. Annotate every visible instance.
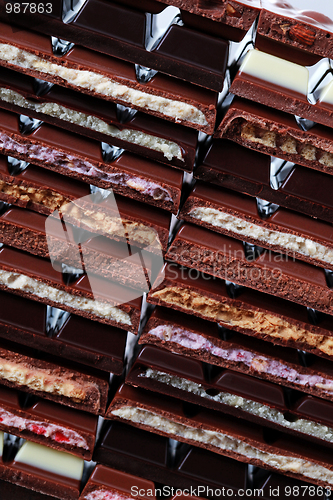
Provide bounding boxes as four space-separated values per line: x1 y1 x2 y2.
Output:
142 368 333 444
111 406 333 485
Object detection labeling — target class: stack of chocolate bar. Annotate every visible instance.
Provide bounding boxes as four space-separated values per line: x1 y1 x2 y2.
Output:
0 0 333 499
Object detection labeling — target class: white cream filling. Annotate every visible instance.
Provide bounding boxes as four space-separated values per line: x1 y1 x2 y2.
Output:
189 207 333 265
0 407 88 449
0 270 131 324
0 44 207 126
142 369 333 444
112 406 333 484
0 87 184 161
85 491 131 500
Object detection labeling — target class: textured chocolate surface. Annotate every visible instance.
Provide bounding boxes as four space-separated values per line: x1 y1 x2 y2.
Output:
0 1 229 91
0 66 198 170
0 290 126 373
195 139 333 222
180 181 333 269
0 22 218 133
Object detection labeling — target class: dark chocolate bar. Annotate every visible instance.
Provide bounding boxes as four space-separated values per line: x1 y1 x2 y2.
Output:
0 22 218 133
0 245 142 332
107 384 333 488
0 384 97 459
195 139 333 223
229 49 333 130
0 439 84 500
0 290 126 374
0 1 229 91
0 66 198 170
166 223 333 315
147 263 333 360
217 97 333 176
0 108 184 214
128 345 333 449
0 337 109 414
140 305 333 402
179 181 333 270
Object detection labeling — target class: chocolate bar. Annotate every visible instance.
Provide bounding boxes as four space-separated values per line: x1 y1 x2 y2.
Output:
80 464 156 500
0 337 109 414
0 439 84 500
257 1 333 65
128 345 333 449
0 206 155 290
0 157 172 252
229 49 333 129
107 384 333 488
0 245 142 332
195 139 333 223
0 108 184 214
0 291 126 373
0 22 218 133
217 97 333 176
0 384 97 459
140 306 333 402
0 66 198 170
147 263 333 360
179 181 333 270
166 223 333 314
0 1 229 91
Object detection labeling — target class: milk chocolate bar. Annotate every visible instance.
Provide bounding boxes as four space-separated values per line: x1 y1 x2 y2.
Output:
0 337 109 414
107 384 333 488
128 345 333 448
147 263 333 360
0 157 172 252
195 139 333 223
0 245 142 332
0 22 218 133
0 439 84 500
0 1 229 91
257 1 333 65
0 384 97 459
217 97 333 176
0 291 126 373
0 108 184 214
80 464 156 500
140 306 333 402
0 66 198 169
0 206 154 290
229 49 333 129
180 181 333 270
167 223 333 314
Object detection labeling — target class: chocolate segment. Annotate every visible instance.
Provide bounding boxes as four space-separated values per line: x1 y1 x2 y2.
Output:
0 245 142 332
107 384 333 488
128 345 333 448
0 22 217 133
0 66 198 169
195 139 333 223
147 263 333 360
0 384 97 459
0 1 229 91
217 97 333 176
0 291 126 374
180 181 333 270
0 108 183 213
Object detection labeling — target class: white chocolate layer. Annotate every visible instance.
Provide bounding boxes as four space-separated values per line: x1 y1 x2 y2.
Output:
0 270 132 325
0 87 184 162
85 490 132 500
15 440 84 480
112 406 333 485
240 49 308 95
142 369 333 444
0 44 207 126
189 207 333 265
